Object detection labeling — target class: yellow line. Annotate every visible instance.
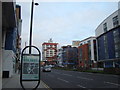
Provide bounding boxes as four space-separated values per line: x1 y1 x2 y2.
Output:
41 80 52 90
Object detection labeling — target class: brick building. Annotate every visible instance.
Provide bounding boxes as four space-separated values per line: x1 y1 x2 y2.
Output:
78 37 97 69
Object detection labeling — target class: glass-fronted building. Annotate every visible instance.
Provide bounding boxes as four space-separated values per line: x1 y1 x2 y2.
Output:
95 9 120 68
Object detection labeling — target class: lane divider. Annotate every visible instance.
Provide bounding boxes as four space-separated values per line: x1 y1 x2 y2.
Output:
57 78 69 83
77 84 86 88
104 81 120 86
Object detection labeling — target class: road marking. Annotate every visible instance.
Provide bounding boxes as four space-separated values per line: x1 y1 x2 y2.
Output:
57 78 69 83
77 85 86 88
113 75 119 77
77 76 93 80
62 73 72 76
86 73 93 75
41 80 52 90
53 72 61 75
104 81 120 86
48 74 54 77
78 72 82 73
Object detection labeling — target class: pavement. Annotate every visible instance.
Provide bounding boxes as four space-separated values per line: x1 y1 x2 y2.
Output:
2 73 51 90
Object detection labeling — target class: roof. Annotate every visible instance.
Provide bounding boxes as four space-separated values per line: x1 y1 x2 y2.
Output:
42 43 58 45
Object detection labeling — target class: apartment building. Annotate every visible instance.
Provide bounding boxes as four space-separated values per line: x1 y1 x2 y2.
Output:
42 39 58 65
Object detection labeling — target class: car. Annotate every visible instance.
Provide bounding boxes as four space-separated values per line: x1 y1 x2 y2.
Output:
49 65 53 68
42 66 51 72
58 65 64 67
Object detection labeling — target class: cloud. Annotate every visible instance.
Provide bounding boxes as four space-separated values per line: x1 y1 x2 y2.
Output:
19 2 118 52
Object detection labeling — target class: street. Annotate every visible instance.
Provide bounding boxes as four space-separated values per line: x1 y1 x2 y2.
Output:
41 69 120 89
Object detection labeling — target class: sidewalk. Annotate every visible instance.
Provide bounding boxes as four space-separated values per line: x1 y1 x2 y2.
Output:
2 74 51 90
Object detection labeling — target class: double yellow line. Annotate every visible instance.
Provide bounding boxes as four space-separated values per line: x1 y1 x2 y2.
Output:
41 80 52 90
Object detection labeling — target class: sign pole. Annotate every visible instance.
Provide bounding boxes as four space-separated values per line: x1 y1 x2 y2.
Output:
29 0 34 54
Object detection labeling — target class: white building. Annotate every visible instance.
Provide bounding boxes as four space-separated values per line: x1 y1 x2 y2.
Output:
42 39 58 65
72 41 81 47
57 48 63 66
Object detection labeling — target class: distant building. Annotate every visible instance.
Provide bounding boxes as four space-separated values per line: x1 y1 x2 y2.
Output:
95 8 120 68
2 2 22 78
42 39 58 65
78 37 97 69
16 5 22 73
57 48 63 66
62 45 78 68
72 41 81 47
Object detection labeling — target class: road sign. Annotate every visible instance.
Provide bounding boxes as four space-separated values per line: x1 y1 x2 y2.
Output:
20 46 41 90
22 54 39 80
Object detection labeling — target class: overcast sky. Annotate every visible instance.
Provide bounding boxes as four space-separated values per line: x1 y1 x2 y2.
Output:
16 0 119 52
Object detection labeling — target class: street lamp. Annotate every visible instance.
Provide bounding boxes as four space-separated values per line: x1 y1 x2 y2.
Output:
29 0 39 54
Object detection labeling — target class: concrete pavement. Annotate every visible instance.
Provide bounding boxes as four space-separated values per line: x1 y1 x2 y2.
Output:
2 73 51 90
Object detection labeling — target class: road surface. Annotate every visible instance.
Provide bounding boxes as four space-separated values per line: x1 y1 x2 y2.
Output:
41 69 120 89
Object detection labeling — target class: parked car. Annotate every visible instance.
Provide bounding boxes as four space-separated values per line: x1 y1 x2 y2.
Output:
49 65 53 68
42 66 51 72
58 65 64 67
49 65 55 68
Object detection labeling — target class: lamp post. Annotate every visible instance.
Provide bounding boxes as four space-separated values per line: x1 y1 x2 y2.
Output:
29 0 39 54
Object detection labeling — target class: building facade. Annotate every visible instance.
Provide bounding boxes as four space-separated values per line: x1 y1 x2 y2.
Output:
95 9 120 68
78 37 97 69
62 45 78 68
72 41 81 47
42 39 58 65
15 5 22 73
2 2 22 78
57 48 63 66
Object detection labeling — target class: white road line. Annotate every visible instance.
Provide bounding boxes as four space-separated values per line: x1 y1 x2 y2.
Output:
53 72 72 77
62 73 72 76
53 72 61 75
113 75 119 77
77 85 86 88
104 81 120 86
86 73 93 75
48 74 54 77
77 76 93 80
57 78 69 83
77 72 82 73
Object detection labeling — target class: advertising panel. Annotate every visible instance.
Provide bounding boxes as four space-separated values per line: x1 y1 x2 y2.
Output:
22 54 39 80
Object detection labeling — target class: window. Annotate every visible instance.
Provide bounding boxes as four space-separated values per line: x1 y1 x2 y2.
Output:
104 35 109 59
80 43 82 46
103 23 107 32
113 30 120 58
50 45 52 47
79 48 82 60
113 15 119 28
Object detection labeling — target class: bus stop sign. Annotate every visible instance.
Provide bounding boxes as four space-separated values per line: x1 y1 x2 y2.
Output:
22 54 39 81
20 46 41 90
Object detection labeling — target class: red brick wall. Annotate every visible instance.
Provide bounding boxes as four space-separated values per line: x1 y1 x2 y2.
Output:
78 44 89 68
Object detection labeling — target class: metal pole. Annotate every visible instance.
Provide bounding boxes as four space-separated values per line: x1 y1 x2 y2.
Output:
29 0 34 54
